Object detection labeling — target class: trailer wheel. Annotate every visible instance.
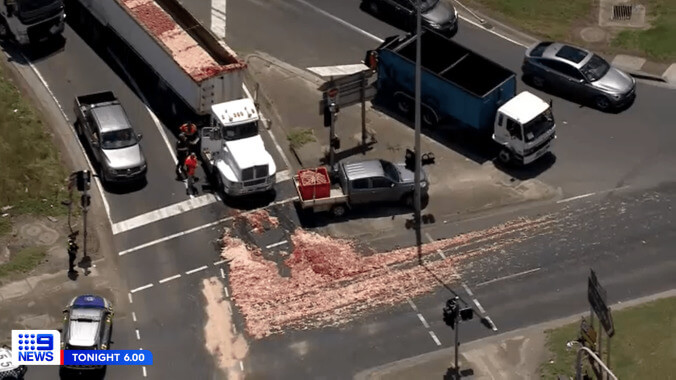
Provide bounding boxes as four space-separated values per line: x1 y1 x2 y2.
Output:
0 18 9 39
531 76 545 88
331 204 347 217
421 107 438 127
395 93 413 116
498 149 512 164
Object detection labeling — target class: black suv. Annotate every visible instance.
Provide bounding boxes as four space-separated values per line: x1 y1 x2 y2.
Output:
363 0 458 37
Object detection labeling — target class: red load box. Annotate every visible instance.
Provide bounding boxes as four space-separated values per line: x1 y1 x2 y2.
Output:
298 167 330 200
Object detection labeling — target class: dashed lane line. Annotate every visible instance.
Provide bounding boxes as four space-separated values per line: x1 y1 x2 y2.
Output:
135 329 140 340
265 240 288 249
417 313 430 329
159 274 182 284
186 265 209 275
118 196 297 256
130 284 154 293
132 312 137 322
476 267 541 287
428 331 442 346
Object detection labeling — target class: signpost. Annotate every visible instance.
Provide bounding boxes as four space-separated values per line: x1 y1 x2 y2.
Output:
586 269 614 376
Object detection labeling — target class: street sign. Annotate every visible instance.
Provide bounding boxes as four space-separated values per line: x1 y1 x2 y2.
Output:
588 270 614 337
319 86 377 113
580 317 597 348
318 69 375 92
327 88 338 99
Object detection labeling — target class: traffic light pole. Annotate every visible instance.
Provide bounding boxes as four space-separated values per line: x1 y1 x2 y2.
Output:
454 316 459 374
82 173 88 258
329 102 336 169
413 0 422 226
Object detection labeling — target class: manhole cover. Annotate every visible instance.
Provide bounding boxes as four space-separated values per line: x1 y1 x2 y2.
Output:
612 4 633 20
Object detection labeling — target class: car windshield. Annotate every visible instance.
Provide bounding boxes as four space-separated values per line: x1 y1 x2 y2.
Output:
420 0 439 12
223 121 258 141
523 108 555 142
381 160 401 182
18 0 61 13
580 54 610 82
101 129 138 149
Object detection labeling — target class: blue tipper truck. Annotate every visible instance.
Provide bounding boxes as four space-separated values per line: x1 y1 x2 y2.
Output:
366 30 556 165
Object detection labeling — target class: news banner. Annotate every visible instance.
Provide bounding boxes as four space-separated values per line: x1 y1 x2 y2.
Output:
10 330 153 366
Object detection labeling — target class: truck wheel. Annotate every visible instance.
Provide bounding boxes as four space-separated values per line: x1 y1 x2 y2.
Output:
498 149 512 164
331 204 347 217
422 107 438 128
531 76 545 88
0 18 9 39
395 94 413 116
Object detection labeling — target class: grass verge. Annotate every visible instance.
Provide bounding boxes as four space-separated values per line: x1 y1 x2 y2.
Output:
0 246 47 278
540 297 676 378
611 0 676 62
0 60 69 232
287 128 316 150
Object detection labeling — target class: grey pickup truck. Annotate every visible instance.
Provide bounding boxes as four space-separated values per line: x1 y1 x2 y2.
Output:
74 91 147 184
294 159 429 217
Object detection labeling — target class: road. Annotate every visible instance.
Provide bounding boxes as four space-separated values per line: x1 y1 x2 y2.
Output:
7 0 674 378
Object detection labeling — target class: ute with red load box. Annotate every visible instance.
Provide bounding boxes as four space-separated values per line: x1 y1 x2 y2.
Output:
294 159 429 217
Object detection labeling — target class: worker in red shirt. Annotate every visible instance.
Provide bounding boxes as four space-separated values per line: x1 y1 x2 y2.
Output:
179 123 199 153
184 152 198 195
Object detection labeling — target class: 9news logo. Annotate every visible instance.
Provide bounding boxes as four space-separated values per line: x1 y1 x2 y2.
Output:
11 330 61 365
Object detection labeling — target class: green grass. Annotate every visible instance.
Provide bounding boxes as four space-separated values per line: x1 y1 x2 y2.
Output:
540 297 676 379
287 128 316 150
0 62 68 221
612 0 676 61
0 246 47 278
466 0 592 41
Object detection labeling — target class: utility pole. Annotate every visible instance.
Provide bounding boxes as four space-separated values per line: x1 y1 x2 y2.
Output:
413 0 422 226
81 170 90 258
329 101 337 168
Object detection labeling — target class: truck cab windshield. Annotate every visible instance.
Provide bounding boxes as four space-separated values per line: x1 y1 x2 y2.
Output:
101 129 138 149
523 109 554 142
18 0 61 13
223 121 258 141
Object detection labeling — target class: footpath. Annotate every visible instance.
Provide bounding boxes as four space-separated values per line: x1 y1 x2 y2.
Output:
354 289 676 380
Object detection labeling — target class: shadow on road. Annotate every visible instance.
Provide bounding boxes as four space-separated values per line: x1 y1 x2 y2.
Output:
59 366 106 380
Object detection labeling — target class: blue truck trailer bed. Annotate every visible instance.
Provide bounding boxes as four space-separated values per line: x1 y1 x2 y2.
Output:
374 31 517 131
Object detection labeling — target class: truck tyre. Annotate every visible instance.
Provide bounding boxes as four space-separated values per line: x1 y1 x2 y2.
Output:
331 204 347 217
531 75 545 88
498 149 512 164
0 17 9 39
422 107 438 128
395 93 413 116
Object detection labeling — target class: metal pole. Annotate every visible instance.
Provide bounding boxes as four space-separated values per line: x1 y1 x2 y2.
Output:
454 317 459 374
329 102 336 168
82 171 88 258
606 334 611 379
361 72 367 149
413 0 422 225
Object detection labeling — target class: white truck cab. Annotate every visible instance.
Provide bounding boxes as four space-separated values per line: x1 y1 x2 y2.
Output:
492 91 556 165
0 0 65 45
201 98 276 196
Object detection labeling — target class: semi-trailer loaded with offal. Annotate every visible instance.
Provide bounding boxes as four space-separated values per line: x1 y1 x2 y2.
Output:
75 0 276 196
366 31 557 165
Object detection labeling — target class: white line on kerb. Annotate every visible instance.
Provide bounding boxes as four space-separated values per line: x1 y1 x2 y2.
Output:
135 329 140 340
132 312 137 322
112 194 219 235
265 240 288 249
118 196 297 256
417 313 430 329
428 331 442 346
472 298 487 314
128 293 133 304
186 265 208 275
142 366 147 377
130 283 154 293
476 267 541 287
159 274 181 284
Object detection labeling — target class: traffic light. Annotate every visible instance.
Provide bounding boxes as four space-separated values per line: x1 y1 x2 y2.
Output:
405 148 415 171
81 194 91 208
331 137 341 150
460 307 474 321
75 170 91 191
421 152 436 166
323 103 332 127
443 297 459 328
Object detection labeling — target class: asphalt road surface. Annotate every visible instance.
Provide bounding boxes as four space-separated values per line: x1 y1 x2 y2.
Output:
8 0 674 379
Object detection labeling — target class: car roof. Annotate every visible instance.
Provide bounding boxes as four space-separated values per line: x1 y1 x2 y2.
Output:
342 160 385 180
529 42 592 68
91 104 132 133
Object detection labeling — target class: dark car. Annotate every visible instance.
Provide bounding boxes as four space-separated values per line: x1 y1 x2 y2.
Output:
522 42 636 111
362 0 458 37
61 295 114 370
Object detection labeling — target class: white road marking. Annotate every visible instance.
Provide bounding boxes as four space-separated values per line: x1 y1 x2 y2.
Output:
16 51 113 226
220 268 226 279
135 329 140 340
186 265 208 275
239 361 244 371
557 186 630 204
275 169 292 183
476 267 541 287
472 298 486 314
293 0 383 42
132 312 137 322
428 331 442 346
461 282 475 298
484 316 499 332
142 366 147 377
118 196 297 255
265 240 288 249
407 298 419 312
224 286 229 297
417 313 430 329
242 84 294 171
130 283 154 293
425 232 447 259
213 259 227 266
112 194 218 235
159 274 182 284
128 293 134 304
211 0 226 38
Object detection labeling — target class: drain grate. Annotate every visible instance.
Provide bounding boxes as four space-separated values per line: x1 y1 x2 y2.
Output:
612 4 633 20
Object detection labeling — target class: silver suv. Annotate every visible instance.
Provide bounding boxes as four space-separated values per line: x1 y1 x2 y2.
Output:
61 295 113 370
